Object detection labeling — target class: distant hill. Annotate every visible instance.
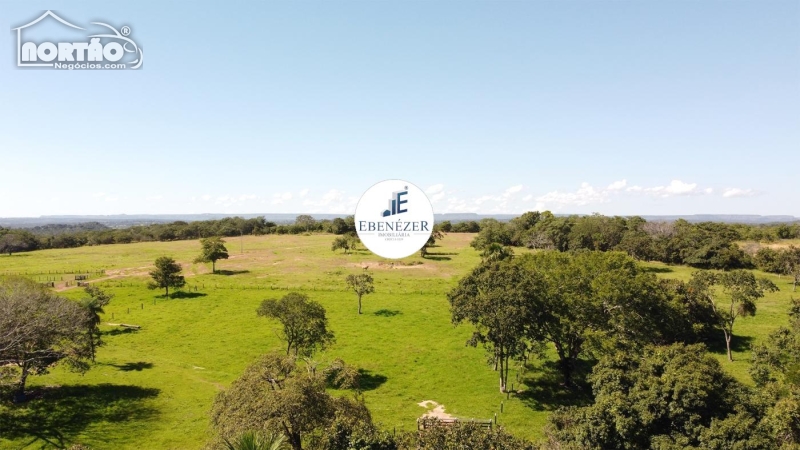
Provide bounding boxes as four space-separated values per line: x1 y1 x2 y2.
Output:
0 213 798 229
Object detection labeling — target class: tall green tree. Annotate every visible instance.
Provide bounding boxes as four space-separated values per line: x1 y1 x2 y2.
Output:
480 243 514 262
0 234 30 256
295 215 316 232
781 246 800 292
0 277 91 402
210 353 370 450
195 236 229 273
516 251 681 386
148 256 186 298
346 272 374 315
400 421 535 450
469 219 511 251
256 293 335 357
448 259 543 392
420 228 444 257
548 343 772 450
749 299 800 447
689 270 778 361
79 285 113 363
331 236 353 254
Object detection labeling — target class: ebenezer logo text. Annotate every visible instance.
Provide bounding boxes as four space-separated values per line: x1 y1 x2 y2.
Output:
355 180 434 259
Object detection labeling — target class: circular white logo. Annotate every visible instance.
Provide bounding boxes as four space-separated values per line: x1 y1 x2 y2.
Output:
355 180 434 259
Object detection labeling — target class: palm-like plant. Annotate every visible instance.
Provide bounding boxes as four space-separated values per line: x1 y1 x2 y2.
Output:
79 285 112 362
223 431 286 450
481 243 514 262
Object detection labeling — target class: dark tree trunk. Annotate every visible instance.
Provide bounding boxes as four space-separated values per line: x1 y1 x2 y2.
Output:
358 295 362 314
558 357 574 388
725 331 733 361
289 432 302 450
89 328 96 362
498 353 506 393
14 366 28 403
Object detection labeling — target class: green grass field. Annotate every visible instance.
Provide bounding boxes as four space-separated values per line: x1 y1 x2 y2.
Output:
0 234 797 449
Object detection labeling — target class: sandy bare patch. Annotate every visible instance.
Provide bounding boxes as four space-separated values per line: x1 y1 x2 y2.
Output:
350 262 427 270
417 400 456 420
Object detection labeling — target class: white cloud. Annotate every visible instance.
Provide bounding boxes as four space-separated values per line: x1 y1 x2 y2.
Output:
425 184 446 203
201 194 212 201
522 194 533 201
607 179 627 191
531 178 715 211
271 192 292 204
645 180 700 197
146 195 163 201
299 189 309 198
442 184 526 213
426 184 444 195
301 189 357 213
536 182 608 207
722 188 756 198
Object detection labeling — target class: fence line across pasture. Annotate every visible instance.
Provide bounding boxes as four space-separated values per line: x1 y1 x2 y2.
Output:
92 280 440 295
0 269 106 277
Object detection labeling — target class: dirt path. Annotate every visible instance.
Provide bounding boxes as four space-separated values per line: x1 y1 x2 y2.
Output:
417 400 456 420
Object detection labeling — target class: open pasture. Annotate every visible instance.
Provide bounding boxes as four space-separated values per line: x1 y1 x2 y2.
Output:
0 234 796 449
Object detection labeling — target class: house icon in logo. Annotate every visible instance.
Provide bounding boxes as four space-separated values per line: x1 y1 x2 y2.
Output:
12 11 84 67
382 187 409 217
11 10 144 70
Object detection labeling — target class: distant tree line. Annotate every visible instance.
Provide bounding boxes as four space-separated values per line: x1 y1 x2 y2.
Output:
0 216 358 253
448 211 800 270
3 212 798 266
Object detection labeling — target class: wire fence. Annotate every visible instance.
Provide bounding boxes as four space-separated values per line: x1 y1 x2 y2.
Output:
96 280 439 295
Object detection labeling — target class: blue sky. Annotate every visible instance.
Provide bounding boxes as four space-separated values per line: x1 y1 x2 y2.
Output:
0 1 797 217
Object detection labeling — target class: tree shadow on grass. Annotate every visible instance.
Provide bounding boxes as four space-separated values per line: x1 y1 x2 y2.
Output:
373 309 402 317
706 334 756 356
641 266 674 274
517 360 593 412
423 256 452 261
0 384 160 449
357 369 388 391
170 291 207 299
109 361 154 372
425 251 459 256
213 269 250 276
104 327 139 336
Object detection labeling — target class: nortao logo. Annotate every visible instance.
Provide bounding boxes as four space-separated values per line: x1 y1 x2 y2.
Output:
13 10 143 70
